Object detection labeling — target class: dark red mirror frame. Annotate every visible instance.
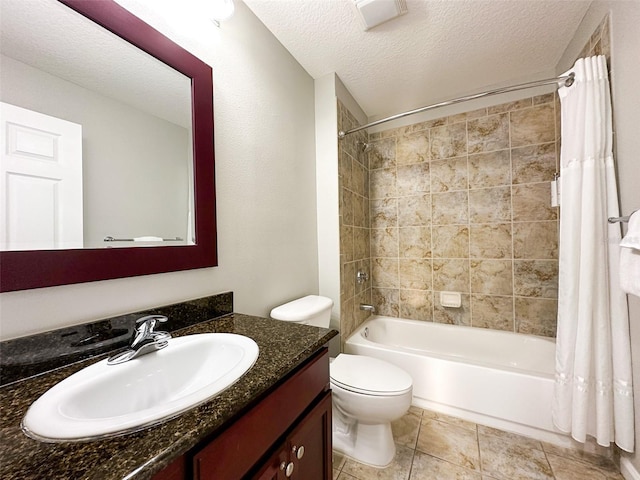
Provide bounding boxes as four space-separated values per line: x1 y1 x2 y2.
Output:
0 0 217 292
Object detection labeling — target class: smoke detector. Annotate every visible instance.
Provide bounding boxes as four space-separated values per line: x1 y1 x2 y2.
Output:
354 0 408 31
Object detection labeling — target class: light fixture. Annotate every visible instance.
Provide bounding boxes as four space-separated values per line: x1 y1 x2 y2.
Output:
211 0 235 26
354 0 408 31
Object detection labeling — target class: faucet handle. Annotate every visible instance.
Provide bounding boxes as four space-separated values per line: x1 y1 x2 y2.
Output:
108 315 170 365
132 315 168 348
135 314 167 330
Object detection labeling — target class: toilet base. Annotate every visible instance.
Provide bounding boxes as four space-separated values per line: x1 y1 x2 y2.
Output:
332 412 396 467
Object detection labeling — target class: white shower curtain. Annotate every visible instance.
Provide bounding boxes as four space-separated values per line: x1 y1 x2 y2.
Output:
553 56 634 452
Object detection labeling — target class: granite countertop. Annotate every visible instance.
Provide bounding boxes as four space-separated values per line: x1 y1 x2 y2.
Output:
0 314 337 480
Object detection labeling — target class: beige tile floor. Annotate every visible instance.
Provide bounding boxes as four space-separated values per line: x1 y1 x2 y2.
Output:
332 406 624 480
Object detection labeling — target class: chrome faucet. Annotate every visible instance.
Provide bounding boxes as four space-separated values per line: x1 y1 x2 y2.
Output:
359 304 375 314
107 315 171 365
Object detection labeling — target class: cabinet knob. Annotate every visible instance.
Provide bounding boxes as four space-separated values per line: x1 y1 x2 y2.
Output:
285 461 295 477
292 445 305 460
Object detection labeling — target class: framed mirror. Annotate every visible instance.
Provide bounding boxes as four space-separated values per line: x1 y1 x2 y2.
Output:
0 0 217 292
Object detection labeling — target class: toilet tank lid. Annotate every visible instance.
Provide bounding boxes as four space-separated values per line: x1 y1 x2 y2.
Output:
330 354 413 394
270 295 334 322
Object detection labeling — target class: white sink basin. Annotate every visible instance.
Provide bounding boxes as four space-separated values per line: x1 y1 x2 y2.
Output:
22 333 259 442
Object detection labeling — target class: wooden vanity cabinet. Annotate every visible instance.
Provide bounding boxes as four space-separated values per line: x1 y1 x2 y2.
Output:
153 347 331 480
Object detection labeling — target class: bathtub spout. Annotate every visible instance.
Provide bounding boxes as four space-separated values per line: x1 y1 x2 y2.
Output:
360 304 375 314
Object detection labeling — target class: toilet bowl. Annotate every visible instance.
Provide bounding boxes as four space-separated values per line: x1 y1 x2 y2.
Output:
270 295 413 467
330 353 412 466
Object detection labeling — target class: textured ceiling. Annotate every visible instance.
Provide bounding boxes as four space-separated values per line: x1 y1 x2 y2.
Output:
0 0 192 128
243 0 591 119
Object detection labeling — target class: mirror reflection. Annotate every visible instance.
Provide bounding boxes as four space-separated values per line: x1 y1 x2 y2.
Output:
0 0 194 251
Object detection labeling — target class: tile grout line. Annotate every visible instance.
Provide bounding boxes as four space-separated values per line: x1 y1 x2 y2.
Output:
408 410 424 480
406 443 416 480
476 422 484 477
428 127 435 322
509 108 517 333
466 118 473 327
393 135 401 318
465 117 474 327
540 443 557 480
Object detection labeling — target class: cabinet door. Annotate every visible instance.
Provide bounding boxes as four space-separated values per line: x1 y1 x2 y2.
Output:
251 391 332 480
288 391 332 480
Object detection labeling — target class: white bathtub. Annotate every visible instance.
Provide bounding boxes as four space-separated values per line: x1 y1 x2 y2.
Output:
345 316 569 444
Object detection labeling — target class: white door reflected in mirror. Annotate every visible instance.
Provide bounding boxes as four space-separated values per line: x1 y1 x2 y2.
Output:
0 102 83 251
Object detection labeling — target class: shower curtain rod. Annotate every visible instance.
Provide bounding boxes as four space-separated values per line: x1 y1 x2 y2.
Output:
338 72 575 138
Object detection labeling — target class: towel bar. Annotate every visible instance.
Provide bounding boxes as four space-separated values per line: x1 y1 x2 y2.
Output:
609 216 631 223
103 236 184 242
608 210 637 224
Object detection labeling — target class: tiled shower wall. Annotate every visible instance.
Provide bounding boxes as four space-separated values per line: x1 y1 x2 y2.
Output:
367 94 560 337
337 100 371 342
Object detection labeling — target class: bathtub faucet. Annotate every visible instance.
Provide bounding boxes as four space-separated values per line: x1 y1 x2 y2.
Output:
360 304 376 314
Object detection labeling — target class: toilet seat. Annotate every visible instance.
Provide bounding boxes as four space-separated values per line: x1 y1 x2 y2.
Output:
330 354 412 397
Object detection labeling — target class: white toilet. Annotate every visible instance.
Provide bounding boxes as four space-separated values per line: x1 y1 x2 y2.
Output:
270 295 413 467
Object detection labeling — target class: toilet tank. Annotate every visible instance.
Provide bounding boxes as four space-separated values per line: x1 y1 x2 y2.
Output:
270 295 333 328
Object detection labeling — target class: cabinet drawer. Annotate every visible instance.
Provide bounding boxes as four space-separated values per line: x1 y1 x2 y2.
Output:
193 348 329 479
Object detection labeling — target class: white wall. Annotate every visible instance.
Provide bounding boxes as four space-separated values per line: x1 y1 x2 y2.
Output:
314 73 340 335
0 0 318 340
556 1 640 476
